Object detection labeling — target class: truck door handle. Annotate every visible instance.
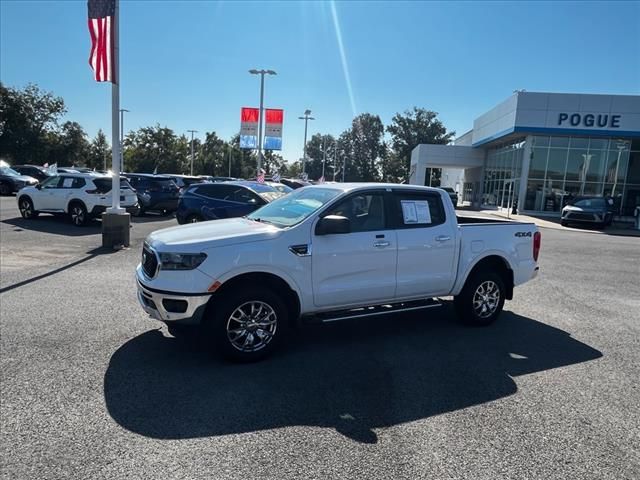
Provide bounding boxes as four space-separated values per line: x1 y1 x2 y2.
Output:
373 241 390 248
435 235 451 242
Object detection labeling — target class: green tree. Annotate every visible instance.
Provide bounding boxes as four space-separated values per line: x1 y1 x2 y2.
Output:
123 124 182 173
0 83 66 163
303 133 337 180
58 121 90 167
386 107 455 182
87 129 111 170
339 114 386 182
199 131 226 176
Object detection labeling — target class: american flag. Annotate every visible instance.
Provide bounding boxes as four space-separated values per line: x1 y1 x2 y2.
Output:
87 0 116 83
257 170 265 184
272 172 281 182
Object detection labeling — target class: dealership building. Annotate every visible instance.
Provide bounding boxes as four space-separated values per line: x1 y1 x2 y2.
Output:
410 91 640 216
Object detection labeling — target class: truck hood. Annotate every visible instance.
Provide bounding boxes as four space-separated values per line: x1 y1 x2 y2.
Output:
146 217 281 252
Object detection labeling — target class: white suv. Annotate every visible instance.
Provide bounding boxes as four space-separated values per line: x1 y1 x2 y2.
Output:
17 173 139 226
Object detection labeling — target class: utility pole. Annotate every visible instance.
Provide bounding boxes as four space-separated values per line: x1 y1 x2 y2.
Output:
119 108 129 174
249 69 276 174
298 109 314 174
228 144 232 177
187 130 198 175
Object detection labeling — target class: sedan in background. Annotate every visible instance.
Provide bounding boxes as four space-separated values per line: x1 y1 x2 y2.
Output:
561 196 614 229
0 163 39 195
176 181 285 224
11 165 54 183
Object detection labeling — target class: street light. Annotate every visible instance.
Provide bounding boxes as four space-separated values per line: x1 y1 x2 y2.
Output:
249 69 277 174
119 108 129 173
187 130 198 176
298 109 314 174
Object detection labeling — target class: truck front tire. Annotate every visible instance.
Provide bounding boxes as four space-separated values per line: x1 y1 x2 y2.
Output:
207 286 287 362
454 271 506 326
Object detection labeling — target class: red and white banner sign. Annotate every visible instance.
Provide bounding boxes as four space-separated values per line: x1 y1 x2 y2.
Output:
240 107 259 149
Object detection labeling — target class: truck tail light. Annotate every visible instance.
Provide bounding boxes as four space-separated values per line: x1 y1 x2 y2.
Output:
533 231 541 262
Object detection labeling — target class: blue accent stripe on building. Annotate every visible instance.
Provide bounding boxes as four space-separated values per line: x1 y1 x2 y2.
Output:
472 126 640 147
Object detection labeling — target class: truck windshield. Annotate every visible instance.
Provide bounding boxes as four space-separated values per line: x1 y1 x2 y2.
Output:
247 187 342 227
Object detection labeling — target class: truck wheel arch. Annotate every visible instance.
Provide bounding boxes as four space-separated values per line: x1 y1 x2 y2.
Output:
461 255 514 300
209 272 301 326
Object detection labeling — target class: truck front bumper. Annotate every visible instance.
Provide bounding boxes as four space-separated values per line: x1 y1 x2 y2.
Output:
136 279 211 326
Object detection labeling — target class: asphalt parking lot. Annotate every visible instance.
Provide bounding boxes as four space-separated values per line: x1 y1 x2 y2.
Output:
1 195 639 480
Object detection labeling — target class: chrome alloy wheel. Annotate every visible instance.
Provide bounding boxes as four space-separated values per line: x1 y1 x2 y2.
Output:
472 280 500 318
19 199 32 217
71 205 85 225
226 301 278 352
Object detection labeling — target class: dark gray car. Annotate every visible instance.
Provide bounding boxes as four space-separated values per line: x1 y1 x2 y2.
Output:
561 196 614 228
0 165 39 195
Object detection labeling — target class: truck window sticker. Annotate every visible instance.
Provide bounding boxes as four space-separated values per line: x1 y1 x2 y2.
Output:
401 200 431 224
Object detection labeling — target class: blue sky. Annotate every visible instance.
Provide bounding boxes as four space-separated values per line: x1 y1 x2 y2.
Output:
1 0 639 163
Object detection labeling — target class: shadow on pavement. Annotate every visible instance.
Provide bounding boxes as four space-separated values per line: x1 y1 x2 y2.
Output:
0 246 117 293
2 215 102 236
104 308 602 443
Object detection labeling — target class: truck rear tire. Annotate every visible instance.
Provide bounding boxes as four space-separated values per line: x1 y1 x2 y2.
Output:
207 286 287 362
454 270 506 326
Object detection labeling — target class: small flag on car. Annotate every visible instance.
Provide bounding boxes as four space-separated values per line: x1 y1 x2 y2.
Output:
319 176 325 183
257 169 265 184
87 0 116 83
272 172 281 182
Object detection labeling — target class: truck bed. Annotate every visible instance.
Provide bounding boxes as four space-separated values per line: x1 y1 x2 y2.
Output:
456 215 530 225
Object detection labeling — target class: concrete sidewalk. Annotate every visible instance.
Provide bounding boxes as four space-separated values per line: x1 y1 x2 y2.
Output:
480 209 640 237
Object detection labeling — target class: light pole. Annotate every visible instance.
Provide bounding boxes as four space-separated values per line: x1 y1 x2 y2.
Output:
187 130 198 175
249 69 276 174
119 108 129 173
298 109 314 174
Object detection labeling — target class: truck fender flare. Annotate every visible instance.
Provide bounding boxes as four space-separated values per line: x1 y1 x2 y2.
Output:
452 251 515 297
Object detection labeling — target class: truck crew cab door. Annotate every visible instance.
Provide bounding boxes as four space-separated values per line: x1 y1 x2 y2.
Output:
392 189 457 298
311 190 397 308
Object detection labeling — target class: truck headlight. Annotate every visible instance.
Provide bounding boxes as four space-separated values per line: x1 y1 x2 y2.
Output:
159 252 207 270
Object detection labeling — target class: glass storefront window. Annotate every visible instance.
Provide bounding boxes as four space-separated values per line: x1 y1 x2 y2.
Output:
585 150 606 183
622 185 640 216
626 150 640 184
565 149 589 182
533 136 550 147
569 137 589 148
529 147 548 179
550 136 569 148
589 138 609 150
525 180 544 211
606 149 630 183
547 148 567 181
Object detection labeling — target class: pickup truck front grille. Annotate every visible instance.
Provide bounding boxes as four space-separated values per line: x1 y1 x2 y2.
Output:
142 245 159 278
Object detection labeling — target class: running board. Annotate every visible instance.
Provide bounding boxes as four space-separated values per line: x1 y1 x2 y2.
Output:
302 299 443 324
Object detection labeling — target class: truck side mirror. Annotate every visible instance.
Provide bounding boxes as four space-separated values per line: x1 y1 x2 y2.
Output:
315 215 351 235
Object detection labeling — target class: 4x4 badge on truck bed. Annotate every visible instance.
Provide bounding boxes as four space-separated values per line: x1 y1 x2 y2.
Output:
515 231 532 237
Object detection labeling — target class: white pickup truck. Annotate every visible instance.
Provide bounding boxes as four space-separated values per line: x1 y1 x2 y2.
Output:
136 183 540 361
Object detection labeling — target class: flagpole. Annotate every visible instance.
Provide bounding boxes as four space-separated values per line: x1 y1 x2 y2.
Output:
101 0 129 249
107 0 123 214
